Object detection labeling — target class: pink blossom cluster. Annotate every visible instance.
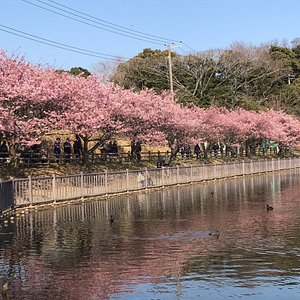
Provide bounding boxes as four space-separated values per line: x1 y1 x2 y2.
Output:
1 50 300 151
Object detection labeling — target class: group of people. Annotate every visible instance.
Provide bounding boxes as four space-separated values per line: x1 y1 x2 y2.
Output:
104 141 118 155
0 138 203 166
177 144 202 159
53 135 83 163
99 141 119 161
53 137 120 163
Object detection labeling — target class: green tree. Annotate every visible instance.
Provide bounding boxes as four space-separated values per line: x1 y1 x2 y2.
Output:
112 48 171 92
69 67 91 77
111 43 296 111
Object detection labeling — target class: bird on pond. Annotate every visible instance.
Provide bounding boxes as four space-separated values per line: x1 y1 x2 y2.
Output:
208 229 220 238
109 215 114 224
266 204 273 211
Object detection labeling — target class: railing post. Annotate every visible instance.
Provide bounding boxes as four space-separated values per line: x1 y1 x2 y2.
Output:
145 168 148 188
161 167 164 187
28 175 33 207
52 174 56 204
177 165 179 184
242 160 245 176
80 172 84 198
190 165 193 183
126 169 129 192
105 170 108 195
213 164 217 179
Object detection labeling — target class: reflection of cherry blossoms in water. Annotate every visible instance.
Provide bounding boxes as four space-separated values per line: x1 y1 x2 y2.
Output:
2 169 300 299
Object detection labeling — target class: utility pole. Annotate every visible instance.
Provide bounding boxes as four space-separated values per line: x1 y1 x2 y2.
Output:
165 42 182 101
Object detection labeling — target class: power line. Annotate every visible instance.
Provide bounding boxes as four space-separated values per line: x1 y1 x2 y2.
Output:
21 0 176 46
177 46 191 56
0 24 127 61
45 0 199 55
181 42 198 54
46 0 179 44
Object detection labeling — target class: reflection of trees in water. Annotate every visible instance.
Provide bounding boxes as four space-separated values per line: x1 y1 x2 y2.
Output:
182 233 300 287
180 170 300 285
2 169 300 298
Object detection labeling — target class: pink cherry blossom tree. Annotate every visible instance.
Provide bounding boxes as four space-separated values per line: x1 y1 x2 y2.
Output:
2 48 300 165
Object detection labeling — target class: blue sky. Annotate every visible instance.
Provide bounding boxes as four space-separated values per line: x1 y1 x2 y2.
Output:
1 0 300 70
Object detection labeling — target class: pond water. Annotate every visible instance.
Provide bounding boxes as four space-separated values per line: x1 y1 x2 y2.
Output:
1 170 300 299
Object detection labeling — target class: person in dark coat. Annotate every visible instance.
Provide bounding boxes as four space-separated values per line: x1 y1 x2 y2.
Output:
53 138 61 163
194 144 201 159
0 141 9 164
135 141 142 161
73 135 82 162
111 141 118 154
63 138 72 163
130 140 136 160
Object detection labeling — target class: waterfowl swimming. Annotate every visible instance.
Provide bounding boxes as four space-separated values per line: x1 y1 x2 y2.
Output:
109 215 114 224
266 204 273 211
208 229 220 238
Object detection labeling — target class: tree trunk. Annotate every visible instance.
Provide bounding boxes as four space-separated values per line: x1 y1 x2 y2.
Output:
245 141 250 157
82 136 89 165
240 144 244 157
201 142 209 160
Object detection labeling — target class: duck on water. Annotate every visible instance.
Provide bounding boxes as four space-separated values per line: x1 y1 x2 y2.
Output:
208 229 220 238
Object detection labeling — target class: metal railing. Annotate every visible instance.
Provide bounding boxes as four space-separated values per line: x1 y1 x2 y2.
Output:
5 157 298 208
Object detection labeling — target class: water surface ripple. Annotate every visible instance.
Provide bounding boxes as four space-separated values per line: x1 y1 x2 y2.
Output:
1 170 300 299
